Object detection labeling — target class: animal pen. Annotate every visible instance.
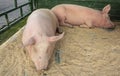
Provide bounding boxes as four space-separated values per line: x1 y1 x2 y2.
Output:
0 0 120 76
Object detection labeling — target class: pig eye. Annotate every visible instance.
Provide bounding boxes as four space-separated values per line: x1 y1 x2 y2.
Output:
39 56 41 59
38 56 41 61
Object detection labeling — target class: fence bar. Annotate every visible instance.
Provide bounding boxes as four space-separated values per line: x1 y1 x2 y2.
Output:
14 0 17 8
32 0 38 9
0 12 31 33
20 7 23 17
0 2 31 17
30 0 34 11
5 14 9 26
0 0 33 33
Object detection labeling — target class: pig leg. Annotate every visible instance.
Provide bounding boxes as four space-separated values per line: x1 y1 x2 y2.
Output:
62 22 73 28
56 21 63 34
79 24 90 28
62 22 73 27
59 7 73 28
56 27 63 34
85 21 93 28
60 17 73 28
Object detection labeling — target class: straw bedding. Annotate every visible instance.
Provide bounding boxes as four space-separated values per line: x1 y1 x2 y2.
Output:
0 22 120 76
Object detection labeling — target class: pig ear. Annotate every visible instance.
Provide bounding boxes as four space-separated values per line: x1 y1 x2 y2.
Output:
23 37 36 46
48 32 64 42
102 4 111 14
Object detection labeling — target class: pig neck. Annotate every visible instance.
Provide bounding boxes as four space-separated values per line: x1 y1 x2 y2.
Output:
99 14 106 27
93 12 105 27
35 32 56 44
35 34 48 44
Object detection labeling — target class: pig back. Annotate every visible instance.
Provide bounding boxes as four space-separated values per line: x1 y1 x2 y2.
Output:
26 9 59 36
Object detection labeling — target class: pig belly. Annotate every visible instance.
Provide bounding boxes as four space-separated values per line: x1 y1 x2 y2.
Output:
65 13 84 26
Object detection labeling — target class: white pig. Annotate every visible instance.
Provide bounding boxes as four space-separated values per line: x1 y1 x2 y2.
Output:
51 4 115 29
22 9 64 70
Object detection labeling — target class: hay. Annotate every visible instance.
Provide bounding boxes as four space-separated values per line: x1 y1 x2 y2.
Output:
0 23 120 76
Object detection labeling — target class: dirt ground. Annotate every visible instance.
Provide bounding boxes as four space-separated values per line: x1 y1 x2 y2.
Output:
0 22 120 76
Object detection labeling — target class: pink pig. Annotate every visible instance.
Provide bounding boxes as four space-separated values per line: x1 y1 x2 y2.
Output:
22 9 64 70
51 4 115 29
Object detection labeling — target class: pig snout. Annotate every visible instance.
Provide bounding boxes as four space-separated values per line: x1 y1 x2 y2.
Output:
36 64 48 70
105 22 116 31
106 25 116 31
35 60 48 70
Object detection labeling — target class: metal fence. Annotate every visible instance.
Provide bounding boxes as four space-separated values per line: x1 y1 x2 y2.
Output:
0 0 34 33
0 0 120 33
34 0 120 20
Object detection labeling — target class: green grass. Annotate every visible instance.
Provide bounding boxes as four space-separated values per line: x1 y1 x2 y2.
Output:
0 17 27 45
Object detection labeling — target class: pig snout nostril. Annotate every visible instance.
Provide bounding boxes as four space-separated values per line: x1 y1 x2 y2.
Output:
43 66 48 70
39 56 41 59
111 25 116 29
106 26 116 31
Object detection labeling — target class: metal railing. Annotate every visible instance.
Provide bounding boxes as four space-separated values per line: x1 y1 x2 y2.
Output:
0 0 120 33
0 0 34 33
34 0 120 20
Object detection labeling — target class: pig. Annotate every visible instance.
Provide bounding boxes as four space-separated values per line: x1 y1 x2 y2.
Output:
22 9 64 70
51 4 115 29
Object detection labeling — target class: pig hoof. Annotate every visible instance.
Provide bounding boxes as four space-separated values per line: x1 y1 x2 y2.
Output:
88 27 93 29
56 28 63 34
68 25 73 28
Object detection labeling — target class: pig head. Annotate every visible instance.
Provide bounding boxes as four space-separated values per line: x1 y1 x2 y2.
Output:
51 4 115 29
22 9 64 70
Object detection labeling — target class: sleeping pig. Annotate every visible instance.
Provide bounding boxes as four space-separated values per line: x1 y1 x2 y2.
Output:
22 9 64 70
51 4 115 29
